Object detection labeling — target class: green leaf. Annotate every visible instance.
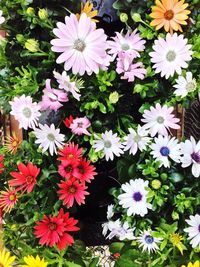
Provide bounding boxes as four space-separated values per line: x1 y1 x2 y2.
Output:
89 258 99 267
109 242 125 254
65 261 82 267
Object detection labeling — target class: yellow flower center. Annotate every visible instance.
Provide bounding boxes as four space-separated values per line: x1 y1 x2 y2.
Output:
68 185 77 194
26 176 34 184
9 194 16 201
12 140 18 147
164 10 174 20
0 263 4 267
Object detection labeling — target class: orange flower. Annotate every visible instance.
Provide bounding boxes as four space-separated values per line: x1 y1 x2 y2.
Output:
76 1 98 22
0 188 18 213
4 132 21 154
150 0 191 34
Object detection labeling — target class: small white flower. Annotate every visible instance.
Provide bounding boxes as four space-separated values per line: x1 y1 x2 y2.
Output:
123 125 151 155
0 11 5 25
107 204 114 220
33 123 65 155
137 230 162 253
184 214 200 249
181 136 200 178
174 72 197 98
150 135 182 168
53 70 81 101
118 178 152 217
93 130 124 161
9 95 41 130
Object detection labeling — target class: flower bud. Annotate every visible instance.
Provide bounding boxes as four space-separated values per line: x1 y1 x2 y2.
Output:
109 91 119 104
151 179 161 190
16 34 25 43
26 7 35 16
120 13 128 23
38 8 48 20
25 39 39 52
131 13 141 22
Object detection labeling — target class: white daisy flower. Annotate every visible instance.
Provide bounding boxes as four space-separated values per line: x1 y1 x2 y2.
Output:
53 70 81 101
181 136 200 178
0 10 5 25
137 230 162 253
33 123 65 156
123 125 151 155
174 72 197 98
118 178 152 217
184 214 200 249
150 135 182 168
141 103 180 137
93 130 124 161
9 95 41 130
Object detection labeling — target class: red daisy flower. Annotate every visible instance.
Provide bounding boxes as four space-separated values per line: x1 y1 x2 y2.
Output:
34 214 66 247
9 162 40 193
63 115 74 128
57 208 80 250
58 161 77 179
0 188 18 213
57 177 89 208
0 155 4 174
57 142 83 164
73 158 97 183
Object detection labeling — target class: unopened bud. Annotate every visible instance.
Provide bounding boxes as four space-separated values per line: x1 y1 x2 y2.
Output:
38 9 48 20
25 39 39 52
109 91 119 104
120 13 128 23
132 13 141 22
151 179 161 190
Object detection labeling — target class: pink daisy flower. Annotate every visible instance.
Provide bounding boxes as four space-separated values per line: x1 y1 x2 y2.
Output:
57 142 83 164
73 158 97 184
9 95 41 130
141 103 180 137
51 13 109 75
69 117 91 136
116 52 146 82
39 79 68 111
150 33 192 79
107 29 146 60
58 161 77 179
0 188 18 213
57 177 89 208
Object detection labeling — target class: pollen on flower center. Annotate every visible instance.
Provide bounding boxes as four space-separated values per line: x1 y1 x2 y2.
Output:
65 165 73 172
48 222 57 231
22 107 32 118
191 152 200 163
73 39 86 52
26 175 34 184
160 146 170 157
133 192 142 202
121 43 130 51
104 140 112 148
186 82 196 92
166 50 176 62
67 153 74 159
164 10 174 20
47 133 55 141
9 194 16 201
145 235 154 244
68 185 77 194
157 116 164 124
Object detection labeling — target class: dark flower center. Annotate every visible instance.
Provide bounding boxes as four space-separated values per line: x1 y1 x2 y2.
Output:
78 166 85 174
48 222 57 231
74 39 86 52
65 165 73 173
191 152 200 163
198 224 200 232
77 122 83 128
145 235 154 244
68 185 77 194
160 146 170 157
164 10 174 20
133 192 142 202
26 175 34 184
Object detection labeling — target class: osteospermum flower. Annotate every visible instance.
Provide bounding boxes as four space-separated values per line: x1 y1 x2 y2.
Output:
33 124 65 156
173 72 197 98
53 71 81 101
51 13 108 75
69 117 91 136
0 188 18 213
21 255 48 267
93 130 124 161
58 177 89 208
9 95 41 130
0 155 4 174
118 178 152 217
184 214 200 249
123 125 151 155
73 158 97 183
58 161 77 179
0 249 15 267
9 162 40 193
57 142 83 164
181 136 200 178
141 103 180 137
150 0 191 34
107 29 146 60
150 135 182 168
182 261 200 267
137 230 162 253
150 33 192 79
0 11 5 25
76 1 98 22
4 132 21 154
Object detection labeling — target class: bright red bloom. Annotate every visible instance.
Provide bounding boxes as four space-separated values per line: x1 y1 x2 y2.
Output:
34 208 79 250
9 162 40 193
63 115 74 128
57 142 83 164
58 161 77 179
0 188 18 213
58 177 89 208
73 158 97 183
0 155 4 174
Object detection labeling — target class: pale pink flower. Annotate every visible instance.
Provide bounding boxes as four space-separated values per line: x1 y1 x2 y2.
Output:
39 79 68 111
69 117 91 136
51 13 109 75
150 33 192 79
116 52 146 82
107 29 146 60
9 95 41 130
141 103 180 137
